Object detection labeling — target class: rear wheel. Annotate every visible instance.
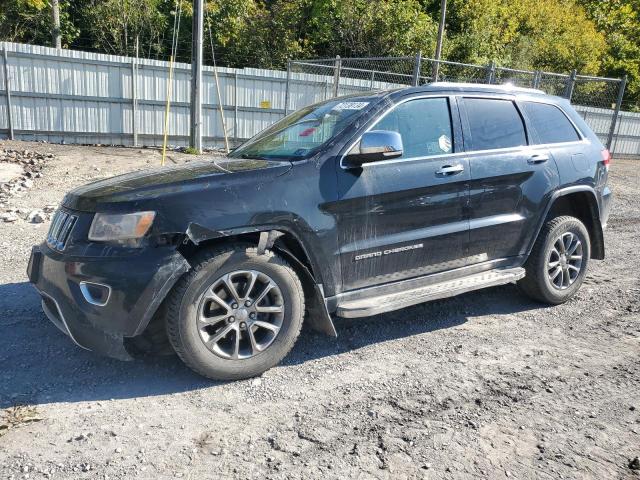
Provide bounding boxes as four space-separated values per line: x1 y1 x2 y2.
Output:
166 245 305 380
518 216 590 304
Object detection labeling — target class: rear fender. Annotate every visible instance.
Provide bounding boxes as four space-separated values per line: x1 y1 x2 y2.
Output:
528 186 605 260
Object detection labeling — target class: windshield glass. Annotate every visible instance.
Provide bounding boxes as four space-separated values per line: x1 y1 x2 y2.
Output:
228 97 374 160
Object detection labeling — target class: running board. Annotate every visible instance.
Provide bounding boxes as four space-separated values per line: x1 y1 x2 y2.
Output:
335 267 525 318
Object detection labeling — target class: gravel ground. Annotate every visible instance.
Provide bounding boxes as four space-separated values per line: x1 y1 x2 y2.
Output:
0 141 638 480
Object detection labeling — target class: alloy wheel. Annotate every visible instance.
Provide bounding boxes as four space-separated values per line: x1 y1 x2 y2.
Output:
197 270 285 359
547 232 583 290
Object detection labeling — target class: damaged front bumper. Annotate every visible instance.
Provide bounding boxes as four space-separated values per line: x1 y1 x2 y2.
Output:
28 244 189 360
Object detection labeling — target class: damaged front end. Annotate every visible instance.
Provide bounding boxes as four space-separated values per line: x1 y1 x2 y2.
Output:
27 152 338 360
28 208 190 360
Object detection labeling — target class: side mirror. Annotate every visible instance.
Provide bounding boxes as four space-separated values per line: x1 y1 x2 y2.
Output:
344 130 403 168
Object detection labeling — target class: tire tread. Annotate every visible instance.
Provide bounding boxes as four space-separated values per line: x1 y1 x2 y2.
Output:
519 215 589 304
165 244 305 380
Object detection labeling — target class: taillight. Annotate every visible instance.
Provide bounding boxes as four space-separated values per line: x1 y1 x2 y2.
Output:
601 149 611 170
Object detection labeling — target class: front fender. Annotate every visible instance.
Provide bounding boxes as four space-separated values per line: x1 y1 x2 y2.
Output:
182 223 337 337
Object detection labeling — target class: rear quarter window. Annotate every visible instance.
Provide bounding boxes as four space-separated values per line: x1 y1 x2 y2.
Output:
463 98 527 151
521 101 580 144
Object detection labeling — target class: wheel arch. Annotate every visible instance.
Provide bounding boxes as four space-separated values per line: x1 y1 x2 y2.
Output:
531 186 605 260
177 223 337 337
180 223 317 276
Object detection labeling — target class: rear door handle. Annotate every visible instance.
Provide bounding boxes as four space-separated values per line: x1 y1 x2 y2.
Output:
436 164 465 176
528 154 549 164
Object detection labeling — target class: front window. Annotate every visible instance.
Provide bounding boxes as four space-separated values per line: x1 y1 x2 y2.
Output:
229 97 374 160
373 97 454 159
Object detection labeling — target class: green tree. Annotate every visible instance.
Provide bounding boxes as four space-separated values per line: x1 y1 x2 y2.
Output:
203 0 438 69
446 0 606 73
0 0 78 47
305 0 438 58
204 0 310 69
82 0 168 57
579 0 640 109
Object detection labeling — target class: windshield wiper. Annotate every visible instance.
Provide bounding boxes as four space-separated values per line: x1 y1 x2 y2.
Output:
237 153 293 161
290 118 321 127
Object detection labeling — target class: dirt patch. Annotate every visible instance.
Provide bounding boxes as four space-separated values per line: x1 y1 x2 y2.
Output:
0 162 23 184
0 141 638 479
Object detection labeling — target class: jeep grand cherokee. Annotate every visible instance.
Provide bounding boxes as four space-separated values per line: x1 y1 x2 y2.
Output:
28 83 612 380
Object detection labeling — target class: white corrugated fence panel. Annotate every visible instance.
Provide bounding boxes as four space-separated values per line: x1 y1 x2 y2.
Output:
0 42 638 156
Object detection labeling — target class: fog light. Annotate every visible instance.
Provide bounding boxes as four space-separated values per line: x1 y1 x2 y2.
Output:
79 281 111 306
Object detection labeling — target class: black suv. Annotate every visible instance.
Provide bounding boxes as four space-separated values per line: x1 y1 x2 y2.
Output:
28 83 612 380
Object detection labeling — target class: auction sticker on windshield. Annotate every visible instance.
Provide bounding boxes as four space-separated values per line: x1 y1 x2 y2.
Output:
332 101 369 111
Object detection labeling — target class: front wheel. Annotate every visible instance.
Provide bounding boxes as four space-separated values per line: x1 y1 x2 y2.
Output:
518 216 591 304
166 245 305 380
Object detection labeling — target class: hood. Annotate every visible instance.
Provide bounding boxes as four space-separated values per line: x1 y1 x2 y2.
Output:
63 157 291 212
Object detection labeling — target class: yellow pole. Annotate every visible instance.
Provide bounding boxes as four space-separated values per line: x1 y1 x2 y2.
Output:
213 62 230 154
161 55 175 166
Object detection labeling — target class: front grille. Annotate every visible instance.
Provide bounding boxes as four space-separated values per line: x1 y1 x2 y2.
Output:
47 209 78 250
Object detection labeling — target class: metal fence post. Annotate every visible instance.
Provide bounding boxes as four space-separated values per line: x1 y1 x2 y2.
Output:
412 51 422 87
607 75 627 151
1 48 14 140
332 55 341 97
284 60 291 116
369 70 375 90
564 69 577 100
532 70 542 89
485 61 495 84
431 60 439 83
131 58 138 147
234 71 239 142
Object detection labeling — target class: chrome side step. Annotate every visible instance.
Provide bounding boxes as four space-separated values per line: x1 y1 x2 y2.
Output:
335 267 525 318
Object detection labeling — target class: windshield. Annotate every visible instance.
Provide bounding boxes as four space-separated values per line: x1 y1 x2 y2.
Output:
228 97 374 160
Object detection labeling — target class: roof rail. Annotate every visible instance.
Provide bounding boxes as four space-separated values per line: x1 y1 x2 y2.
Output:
430 81 545 94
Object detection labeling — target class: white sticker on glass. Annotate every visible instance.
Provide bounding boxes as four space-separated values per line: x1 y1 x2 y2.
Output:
332 101 369 111
439 134 452 152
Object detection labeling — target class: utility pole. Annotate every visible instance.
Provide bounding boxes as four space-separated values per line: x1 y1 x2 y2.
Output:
432 0 447 82
51 0 62 49
190 0 204 152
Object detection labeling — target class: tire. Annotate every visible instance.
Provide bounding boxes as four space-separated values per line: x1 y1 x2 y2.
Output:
518 215 590 304
125 303 175 357
166 244 305 380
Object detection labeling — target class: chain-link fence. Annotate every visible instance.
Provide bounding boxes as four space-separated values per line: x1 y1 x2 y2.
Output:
422 59 488 84
288 54 630 154
288 57 416 100
537 72 570 97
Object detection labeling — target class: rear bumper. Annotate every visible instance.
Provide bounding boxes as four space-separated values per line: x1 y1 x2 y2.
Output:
28 244 189 360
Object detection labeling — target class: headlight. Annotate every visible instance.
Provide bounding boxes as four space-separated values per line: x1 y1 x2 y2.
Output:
88 211 156 242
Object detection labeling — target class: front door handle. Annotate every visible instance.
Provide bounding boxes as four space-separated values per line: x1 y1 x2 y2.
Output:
528 154 549 164
436 164 465 176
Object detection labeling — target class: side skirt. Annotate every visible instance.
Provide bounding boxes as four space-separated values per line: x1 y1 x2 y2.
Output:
331 265 525 319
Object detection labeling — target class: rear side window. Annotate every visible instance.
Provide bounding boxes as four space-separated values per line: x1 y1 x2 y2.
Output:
463 98 527 151
522 101 580 144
